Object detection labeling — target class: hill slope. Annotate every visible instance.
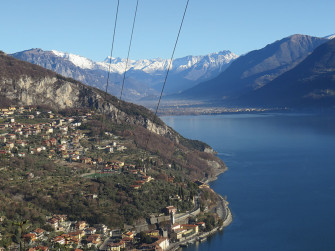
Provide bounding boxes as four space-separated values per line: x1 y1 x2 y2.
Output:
176 34 327 102
0 51 225 179
237 38 335 108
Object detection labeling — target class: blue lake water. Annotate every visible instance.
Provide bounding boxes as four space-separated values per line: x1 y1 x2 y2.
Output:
162 113 335 251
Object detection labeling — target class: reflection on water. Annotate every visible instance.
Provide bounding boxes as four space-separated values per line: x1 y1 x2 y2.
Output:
162 113 335 251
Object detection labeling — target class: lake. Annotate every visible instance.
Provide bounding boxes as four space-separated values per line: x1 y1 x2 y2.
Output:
162 113 335 251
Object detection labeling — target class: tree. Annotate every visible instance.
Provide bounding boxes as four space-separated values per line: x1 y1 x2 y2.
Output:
0 232 13 250
204 214 216 231
138 231 153 244
13 220 31 251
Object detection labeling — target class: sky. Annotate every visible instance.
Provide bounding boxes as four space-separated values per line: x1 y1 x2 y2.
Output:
1 0 334 61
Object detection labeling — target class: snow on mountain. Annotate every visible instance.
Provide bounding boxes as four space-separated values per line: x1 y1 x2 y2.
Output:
97 57 170 74
175 51 238 81
51 50 238 78
325 34 335 40
51 50 96 70
13 48 238 101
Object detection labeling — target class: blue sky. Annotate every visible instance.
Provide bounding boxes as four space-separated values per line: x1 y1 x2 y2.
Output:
1 0 334 61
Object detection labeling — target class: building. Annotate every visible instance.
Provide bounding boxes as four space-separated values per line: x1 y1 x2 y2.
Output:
170 229 187 241
130 184 141 190
75 221 87 230
139 237 169 251
85 227 97 235
68 230 85 240
87 234 102 246
164 206 177 215
33 228 46 239
107 241 125 251
94 224 108 234
155 237 169 250
23 233 36 244
122 231 134 239
47 218 59 230
5 142 14 149
181 224 199 234
53 214 67 222
52 236 65 245
28 246 49 251
145 230 160 237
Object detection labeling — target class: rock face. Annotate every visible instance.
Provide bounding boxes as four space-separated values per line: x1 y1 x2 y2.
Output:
3 76 79 109
0 51 225 181
11 49 238 101
0 51 170 135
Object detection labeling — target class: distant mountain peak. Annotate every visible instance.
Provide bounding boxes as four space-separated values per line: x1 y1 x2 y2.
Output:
51 49 238 75
325 34 335 40
51 50 96 70
11 48 238 101
239 38 335 108
176 34 328 102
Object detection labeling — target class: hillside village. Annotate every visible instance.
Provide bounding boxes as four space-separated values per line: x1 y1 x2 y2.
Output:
0 105 230 251
0 106 128 169
2 210 213 251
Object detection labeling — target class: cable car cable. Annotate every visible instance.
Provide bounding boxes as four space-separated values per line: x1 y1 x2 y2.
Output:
119 0 139 101
143 0 190 157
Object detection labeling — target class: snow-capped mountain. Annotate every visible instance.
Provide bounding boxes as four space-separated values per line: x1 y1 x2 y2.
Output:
51 50 96 70
11 49 238 101
325 34 335 40
51 49 237 77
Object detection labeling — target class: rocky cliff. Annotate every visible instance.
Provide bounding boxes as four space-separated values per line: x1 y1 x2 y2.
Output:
0 51 223 157
0 51 169 133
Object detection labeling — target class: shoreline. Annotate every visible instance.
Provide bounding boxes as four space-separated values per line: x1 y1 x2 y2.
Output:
205 165 227 183
167 199 232 251
157 107 287 116
167 163 232 251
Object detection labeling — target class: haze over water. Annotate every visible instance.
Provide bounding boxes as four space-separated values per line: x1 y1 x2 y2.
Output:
162 113 335 251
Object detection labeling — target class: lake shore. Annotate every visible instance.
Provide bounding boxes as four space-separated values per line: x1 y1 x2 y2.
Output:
166 161 232 251
167 195 232 251
163 113 335 250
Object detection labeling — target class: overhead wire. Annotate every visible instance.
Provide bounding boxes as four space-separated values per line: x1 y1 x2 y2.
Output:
100 0 120 125
119 0 139 101
143 0 190 157
105 0 120 99
96 0 139 175
96 0 120 177
95 0 190 171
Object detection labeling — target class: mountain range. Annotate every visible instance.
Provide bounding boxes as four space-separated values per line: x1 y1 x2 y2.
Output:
11 49 238 101
0 50 225 177
170 34 335 109
10 33 335 110
238 38 335 108
175 35 328 101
